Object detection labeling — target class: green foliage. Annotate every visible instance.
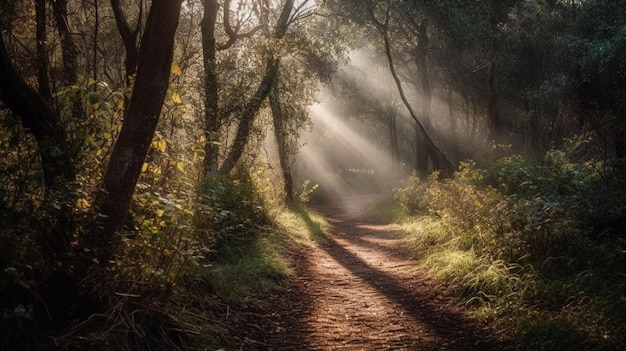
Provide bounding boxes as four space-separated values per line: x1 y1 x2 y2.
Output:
395 153 626 349
196 175 270 262
297 179 319 204
192 204 326 303
393 172 427 216
194 234 290 303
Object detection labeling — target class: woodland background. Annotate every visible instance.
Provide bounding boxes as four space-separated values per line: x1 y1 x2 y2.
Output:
0 0 625 350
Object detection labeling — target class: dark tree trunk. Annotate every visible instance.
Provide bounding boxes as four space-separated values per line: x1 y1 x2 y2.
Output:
52 0 87 157
447 89 461 161
110 0 141 113
373 9 454 176
219 57 280 174
269 87 294 204
0 37 74 188
52 0 79 87
0 34 76 256
201 0 221 178
35 0 52 101
414 124 429 175
92 0 183 265
218 0 294 174
387 109 399 164
415 21 442 171
487 62 504 143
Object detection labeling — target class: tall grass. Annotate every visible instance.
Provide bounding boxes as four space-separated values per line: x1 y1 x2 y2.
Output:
394 155 626 350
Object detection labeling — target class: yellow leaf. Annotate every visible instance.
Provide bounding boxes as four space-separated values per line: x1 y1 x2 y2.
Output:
151 139 167 153
171 62 182 76
176 162 186 173
76 198 90 209
141 163 149 173
155 209 165 217
172 92 182 105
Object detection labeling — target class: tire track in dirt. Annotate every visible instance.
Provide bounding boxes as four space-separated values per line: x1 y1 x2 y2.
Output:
226 197 505 350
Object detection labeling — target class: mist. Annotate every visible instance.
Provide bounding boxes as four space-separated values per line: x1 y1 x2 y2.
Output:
293 48 407 207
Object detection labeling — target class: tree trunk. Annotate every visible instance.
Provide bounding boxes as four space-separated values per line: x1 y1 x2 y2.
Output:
0 37 74 188
219 57 280 174
447 89 461 161
218 0 295 174
0 34 76 256
35 0 52 101
415 21 444 172
414 124 429 175
376 14 454 176
52 0 79 87
387 109 399 164
53 0 87 159
110 0 140 113
487 61 504 143
269 86 294 204
201 0 221 178
92 0 183 265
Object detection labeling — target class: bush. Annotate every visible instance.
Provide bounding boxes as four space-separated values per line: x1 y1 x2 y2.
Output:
394 152 626 349
196 175 270 262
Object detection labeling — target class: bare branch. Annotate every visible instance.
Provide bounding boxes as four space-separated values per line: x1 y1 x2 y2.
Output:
217 0 265 50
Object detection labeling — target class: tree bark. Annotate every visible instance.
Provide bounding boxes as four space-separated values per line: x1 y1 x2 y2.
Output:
269 86 294 204
219 57 280 174
201 0 221 178
35 0 52 101
373 9 454 175
447 89 462 161
414 123 429 175
218 0 295 174
110 0 140 87
0 36 75 188
52 0 87 152
415 20 448 172
487 61 504 143
387 109 399 165
52 0 79 87
92 0 183 265
0 34 76 256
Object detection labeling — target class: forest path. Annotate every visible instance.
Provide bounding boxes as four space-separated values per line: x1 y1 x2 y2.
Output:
225 195 504 350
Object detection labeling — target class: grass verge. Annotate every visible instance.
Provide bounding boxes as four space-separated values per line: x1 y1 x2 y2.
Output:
193 205 328 304
393 158 626 350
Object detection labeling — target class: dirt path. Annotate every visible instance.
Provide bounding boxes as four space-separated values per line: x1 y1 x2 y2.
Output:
224 197 505 350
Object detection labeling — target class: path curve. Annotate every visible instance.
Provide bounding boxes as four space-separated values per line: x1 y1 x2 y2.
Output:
224 197 504 350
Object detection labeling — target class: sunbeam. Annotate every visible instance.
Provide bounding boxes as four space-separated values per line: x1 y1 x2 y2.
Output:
294 100 403 208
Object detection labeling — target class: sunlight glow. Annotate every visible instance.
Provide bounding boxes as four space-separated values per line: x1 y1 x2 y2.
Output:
294 102 401 208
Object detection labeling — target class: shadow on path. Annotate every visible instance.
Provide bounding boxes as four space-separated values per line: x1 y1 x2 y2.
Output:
228 198 507 350
320 233 501 349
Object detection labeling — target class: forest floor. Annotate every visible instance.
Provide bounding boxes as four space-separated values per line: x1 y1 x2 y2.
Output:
220 195 509 350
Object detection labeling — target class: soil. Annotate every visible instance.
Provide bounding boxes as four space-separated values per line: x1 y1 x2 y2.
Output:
220 195 508 350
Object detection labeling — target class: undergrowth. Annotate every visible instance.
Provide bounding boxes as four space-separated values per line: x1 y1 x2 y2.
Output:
394 154 626 350
1 164 321 349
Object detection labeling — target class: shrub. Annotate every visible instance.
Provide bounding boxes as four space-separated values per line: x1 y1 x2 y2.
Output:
196 175 270 262
394 151 626 348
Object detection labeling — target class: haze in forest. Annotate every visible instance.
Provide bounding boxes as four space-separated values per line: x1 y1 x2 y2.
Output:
1 1 625 350
294 48 402 204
